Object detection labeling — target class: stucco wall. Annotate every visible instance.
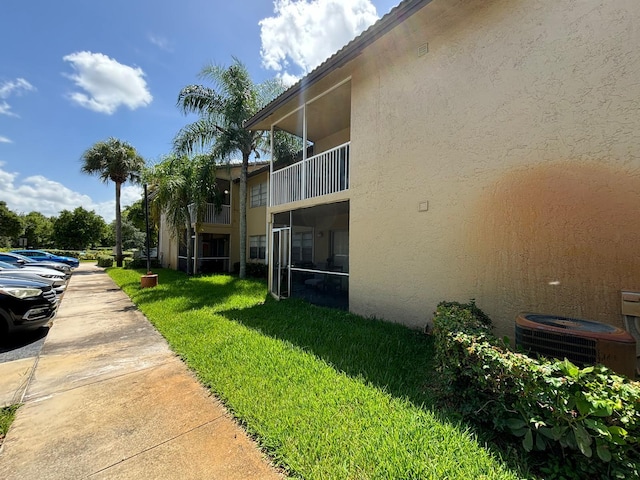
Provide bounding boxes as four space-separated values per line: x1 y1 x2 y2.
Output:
158 213 178 270
349 0 640 337
246 171 268 237
156 164 269 272
246 171 268 262
314 127 351 154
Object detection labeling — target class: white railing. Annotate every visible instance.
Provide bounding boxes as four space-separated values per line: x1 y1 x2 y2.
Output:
188 204 231 225
271 142 350 206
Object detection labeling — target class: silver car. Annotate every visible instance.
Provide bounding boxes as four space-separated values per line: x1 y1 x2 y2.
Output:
0 252 72 278
0 261 67 296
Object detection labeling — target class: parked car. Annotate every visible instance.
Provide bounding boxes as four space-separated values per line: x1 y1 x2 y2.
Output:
0 252 72 277
0 277 58 336
0 261 67 295
11 249 80 268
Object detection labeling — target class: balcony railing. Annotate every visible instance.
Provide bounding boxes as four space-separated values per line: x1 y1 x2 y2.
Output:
188 203 231 225
271 142 350 206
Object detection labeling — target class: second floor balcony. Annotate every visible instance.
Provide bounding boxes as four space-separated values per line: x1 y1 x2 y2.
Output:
271 142 350 207
189 203 231 226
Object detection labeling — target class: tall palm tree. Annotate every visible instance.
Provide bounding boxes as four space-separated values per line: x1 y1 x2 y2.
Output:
174 59 288 278
81 137 145 267
145 155 217 275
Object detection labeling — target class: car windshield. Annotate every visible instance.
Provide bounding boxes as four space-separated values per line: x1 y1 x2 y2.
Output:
0 261 19 269
10 253 31 262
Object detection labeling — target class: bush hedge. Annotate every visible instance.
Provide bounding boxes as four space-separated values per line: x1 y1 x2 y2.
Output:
432 300 640 479
245 262 267 279
124 258 161 270
47 249 83 259
232 261 267 278
96 256 113 267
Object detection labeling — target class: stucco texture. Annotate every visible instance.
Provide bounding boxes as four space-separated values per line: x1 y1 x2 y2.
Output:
348 0 640 337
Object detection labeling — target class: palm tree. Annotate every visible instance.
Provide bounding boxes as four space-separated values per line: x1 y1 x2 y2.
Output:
174 59 289 278
81 137 145 267
145 155 217 275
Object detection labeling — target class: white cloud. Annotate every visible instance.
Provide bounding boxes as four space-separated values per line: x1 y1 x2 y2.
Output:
0 78 34 99
0 162 142 223
277 71 301 87
0 78 35 117
120 184 144 205
0 101 14 117
0 136 12 143
62 51 153 114
260 0 379 75
148 34 173 52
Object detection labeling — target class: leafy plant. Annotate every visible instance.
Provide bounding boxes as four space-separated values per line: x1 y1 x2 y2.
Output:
245 262 267 279
432 301 640 479
124 257 160 270
0 404 20 445
96 255 114 267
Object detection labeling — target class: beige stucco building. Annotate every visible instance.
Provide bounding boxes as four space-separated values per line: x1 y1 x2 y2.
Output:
158 163 269 274
245 0 640 339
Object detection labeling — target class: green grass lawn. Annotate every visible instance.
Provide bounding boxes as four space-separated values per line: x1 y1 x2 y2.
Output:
108 268 526 480
0 404 19 445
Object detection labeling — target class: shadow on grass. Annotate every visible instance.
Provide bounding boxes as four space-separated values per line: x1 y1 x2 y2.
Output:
220 299 535 476
222 298 439 409
116 267 439 408
107 267 532 477
111 267 267 314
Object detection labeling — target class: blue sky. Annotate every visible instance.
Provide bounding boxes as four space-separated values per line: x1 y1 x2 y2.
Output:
0 0 399 222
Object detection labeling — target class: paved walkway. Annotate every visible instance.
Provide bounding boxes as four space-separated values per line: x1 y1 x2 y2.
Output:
0 263 284 480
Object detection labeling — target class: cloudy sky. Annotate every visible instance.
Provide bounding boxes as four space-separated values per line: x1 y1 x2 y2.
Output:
0 0 399 223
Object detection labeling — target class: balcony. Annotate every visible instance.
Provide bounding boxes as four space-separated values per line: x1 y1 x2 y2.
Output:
271 142 350 207
188 203 231 226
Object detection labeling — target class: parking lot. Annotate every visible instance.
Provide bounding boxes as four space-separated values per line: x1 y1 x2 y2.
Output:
0 327 49 364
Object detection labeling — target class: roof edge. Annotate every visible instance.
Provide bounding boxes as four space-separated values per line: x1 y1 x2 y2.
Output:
245 0 431 130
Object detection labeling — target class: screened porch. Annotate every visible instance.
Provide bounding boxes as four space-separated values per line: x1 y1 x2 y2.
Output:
270 201 349 310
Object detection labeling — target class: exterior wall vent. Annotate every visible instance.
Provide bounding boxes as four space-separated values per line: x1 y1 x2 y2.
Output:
515 313 636 378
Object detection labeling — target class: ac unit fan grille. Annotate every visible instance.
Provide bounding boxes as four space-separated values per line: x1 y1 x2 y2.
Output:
516 325 597 365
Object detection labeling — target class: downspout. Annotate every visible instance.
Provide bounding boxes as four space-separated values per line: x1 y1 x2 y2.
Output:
193 226 198 274
267 126 274 293
302 104 307 201
267 125 272 267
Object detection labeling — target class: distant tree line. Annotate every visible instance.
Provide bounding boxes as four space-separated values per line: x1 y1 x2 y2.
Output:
0 200 154 251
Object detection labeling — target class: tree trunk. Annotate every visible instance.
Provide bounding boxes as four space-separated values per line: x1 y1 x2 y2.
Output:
185 216 193 276
115 182 123 267
239 153 249 279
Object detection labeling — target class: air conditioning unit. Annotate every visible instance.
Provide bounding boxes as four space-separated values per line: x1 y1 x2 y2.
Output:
515 313 636 378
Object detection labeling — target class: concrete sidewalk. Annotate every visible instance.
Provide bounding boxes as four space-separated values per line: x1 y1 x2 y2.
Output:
0 263 284 480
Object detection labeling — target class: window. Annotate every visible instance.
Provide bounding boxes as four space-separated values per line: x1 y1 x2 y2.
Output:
249 235 266 260
330 230 349 271
292 231 313 263
250 182 267 208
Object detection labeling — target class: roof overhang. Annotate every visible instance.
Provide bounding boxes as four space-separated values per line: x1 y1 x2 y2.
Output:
245 0 432 132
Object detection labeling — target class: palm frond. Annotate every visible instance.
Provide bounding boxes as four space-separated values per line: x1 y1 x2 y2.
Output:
173 118 221 155
256 77 287 110
80 137 145 185
177 84 224 116
147 154 223 239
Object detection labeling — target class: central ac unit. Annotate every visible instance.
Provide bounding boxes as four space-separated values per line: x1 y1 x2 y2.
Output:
515 313 636 378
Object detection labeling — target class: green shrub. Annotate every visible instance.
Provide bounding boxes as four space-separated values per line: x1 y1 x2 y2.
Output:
48 249 83 259
432 300 640 479
124 258 161 270
245 262 267 278
96 255 113 267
